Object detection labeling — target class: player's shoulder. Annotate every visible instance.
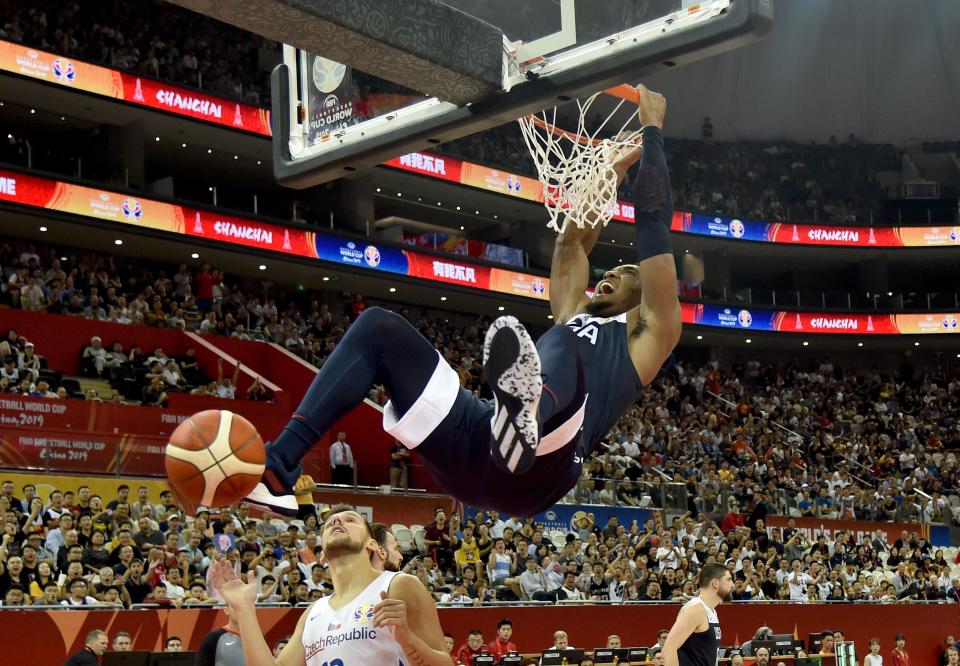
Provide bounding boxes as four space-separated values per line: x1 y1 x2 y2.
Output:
388 571 422 592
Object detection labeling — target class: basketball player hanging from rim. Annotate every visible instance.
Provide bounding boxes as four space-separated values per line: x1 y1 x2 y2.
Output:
661 564 733 666
246 84 681 517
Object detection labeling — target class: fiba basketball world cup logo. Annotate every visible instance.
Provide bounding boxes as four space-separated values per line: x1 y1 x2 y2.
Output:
737 310 753 328
950 227 960 243
942 315 959 330
313 56 347 94
506 174 522 194
53 58 76 83
728 219 745 238
532 278 546 296
353 603 375 623
363 245 381 267
121 198 143 220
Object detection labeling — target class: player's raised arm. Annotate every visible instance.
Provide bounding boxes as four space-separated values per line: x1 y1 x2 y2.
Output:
210 559 308 666
549 134 644 324
627 84 682 385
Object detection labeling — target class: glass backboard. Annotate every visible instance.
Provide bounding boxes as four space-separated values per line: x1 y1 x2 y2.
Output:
274 0 772 186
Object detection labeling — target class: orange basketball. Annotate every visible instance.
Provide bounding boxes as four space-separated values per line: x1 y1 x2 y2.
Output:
165 410 265 508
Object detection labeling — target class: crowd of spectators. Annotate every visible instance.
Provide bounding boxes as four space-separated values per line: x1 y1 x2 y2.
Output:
0 0 272 104
587 355 960 526
4 235 960 525
0 0 918 229
1 474 960 618
4 233 960 621
0 238 280 404
0 237 492 400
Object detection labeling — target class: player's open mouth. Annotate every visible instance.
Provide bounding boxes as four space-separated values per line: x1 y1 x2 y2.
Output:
597 280 616 295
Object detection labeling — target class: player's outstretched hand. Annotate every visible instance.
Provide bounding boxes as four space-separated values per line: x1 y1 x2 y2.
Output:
210 558 257 609
374 589 411 646
636 83 666 129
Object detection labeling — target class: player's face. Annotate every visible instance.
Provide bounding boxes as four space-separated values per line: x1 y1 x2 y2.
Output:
321 511 373 559
444 636 455 653
385 533 403 569
587 265 642 317
468 634 484 650
717 571 735 602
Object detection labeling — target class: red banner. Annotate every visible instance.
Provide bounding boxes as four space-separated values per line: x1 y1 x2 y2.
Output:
0 395 292 478
1 606 953 666
764 516 939 546
0 40 270 136
0 427 166 477
182 206 318 258
383 152 462 183
405 253 493 288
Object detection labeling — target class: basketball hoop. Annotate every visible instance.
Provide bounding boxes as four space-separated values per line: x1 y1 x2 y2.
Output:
518 85 643 233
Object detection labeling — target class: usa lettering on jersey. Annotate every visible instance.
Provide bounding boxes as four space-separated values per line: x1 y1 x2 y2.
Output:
566 313 622 346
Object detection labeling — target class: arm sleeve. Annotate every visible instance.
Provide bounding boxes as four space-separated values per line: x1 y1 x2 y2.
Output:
631 127 674 262
195 629 223 666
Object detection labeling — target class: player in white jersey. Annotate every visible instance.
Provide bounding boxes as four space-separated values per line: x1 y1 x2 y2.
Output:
370 522 404 572
662 564 733 666
210 505 450 666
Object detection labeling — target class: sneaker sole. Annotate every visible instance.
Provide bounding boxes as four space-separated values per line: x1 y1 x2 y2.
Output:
483 316 542 474
243 482 299 518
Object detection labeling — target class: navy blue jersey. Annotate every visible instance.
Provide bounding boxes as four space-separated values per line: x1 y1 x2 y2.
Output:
555 312 644 456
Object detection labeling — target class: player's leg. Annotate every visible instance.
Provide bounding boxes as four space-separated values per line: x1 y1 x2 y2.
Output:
483 316 585 475
245 307 454 515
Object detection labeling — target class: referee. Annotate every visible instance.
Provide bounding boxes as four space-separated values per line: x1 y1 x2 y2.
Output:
662 564 733 666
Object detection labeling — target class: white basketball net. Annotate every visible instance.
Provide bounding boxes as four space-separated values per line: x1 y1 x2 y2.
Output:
518 91 642 233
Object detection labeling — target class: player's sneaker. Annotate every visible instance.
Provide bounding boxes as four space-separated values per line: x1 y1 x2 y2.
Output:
483 316 542 475
244 454 299 517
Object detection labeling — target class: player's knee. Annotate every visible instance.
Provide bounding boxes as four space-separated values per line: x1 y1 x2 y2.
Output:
355 306 410 340
355 306 393 328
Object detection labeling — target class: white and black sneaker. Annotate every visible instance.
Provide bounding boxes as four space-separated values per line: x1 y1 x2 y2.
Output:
243 460 299 517
483 316 542 475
